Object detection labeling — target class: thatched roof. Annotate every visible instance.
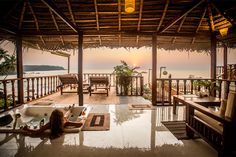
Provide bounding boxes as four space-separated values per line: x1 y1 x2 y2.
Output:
0 0 235 51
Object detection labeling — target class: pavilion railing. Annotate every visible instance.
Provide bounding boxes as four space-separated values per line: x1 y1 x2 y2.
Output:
0 72 120 113
156 78 236 105
116 76 144 96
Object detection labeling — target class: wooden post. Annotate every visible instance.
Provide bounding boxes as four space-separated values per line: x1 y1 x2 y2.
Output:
210 33 217 79
78 31 83 106
223 45 227 79
68 56 70 74
152 34 157 105
16 34 24 104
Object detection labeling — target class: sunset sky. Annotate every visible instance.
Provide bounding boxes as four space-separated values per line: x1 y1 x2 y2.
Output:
1 41 236 78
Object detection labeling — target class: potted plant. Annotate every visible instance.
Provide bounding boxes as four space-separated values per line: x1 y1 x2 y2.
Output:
0 48 16 109
113 61 140 95
193 80 220 97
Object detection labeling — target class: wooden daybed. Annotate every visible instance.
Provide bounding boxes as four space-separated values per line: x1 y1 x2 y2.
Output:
185 92 236 157
88 76 110 96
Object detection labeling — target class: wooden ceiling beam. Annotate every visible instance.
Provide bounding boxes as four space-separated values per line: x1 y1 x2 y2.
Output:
94 0 102 45
66 0 76 25
157 0 169 31
137 0 144 46
21 30 210 38
19 1 27 30
27 1 39 30
192 6 207 44
210 2 235 26
118 0 121 31
2 0 23 20
41 0 78 32
172 15 187 44
49 9 65 46
158 0 204 33
49 9 59 31
207 3 215 32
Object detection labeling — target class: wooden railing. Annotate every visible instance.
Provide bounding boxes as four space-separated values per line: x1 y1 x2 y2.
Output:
116 76 144 96
0 75 60 112
0 72 120 113
156 78 236 105
217 64 236 80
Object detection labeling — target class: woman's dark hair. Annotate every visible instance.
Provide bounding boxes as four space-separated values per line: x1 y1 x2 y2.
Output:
49 109 64 139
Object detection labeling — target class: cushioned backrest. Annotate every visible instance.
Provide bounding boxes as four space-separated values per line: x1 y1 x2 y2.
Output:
225 92 236 119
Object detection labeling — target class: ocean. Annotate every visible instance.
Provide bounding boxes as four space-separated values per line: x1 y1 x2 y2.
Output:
0 68 210 85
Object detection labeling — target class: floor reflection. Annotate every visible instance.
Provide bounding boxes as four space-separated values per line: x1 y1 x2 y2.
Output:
0 105 217 157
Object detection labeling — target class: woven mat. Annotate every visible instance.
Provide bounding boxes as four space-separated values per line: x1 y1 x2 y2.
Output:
161 121 199 140
128 104 154 110
82 113 110 131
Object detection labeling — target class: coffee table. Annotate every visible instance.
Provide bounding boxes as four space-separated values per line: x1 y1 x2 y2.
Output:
173 94 221 114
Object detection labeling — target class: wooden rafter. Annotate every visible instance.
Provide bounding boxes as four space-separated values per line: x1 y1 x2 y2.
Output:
49 9 65 45
158 0 204 33
41 0 78 32
136 0 144 45
60 36 65 45
94 0 101 45
172 15 186 44
19 1 27 30
28 1 45 46
66 0 76 25
49 9 59 31
211 2 235 26
3 0 22 20
157 0 169 31
192 7 207 44
27 1 39 30
22 30 210 38
118 0 121 31
207 3 215 32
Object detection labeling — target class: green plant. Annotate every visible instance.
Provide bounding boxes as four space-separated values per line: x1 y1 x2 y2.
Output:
193 80 220 96
113 61 140 95
0 48 16 78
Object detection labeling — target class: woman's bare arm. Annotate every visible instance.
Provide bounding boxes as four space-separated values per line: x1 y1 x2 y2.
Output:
22 123 50 134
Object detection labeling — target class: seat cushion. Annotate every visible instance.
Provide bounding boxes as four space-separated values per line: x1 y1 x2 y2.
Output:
194 110 223 134
225 92 236 119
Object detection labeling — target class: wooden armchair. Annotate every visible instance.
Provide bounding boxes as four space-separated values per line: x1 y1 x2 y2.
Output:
88 76 110 96
185 92 236 157
58 74 78 95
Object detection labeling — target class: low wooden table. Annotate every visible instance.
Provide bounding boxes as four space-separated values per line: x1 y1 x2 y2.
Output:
173 94 221 114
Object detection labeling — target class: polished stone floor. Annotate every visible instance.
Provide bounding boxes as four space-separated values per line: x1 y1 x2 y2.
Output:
0 105 217 157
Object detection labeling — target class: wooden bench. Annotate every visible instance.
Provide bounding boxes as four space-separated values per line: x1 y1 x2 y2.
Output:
88 76 110 96
185 92 236 157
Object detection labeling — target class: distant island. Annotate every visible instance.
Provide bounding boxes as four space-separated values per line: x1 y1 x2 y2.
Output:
24 65 65 71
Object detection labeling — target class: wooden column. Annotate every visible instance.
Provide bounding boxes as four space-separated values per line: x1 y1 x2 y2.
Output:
68 56 70 74
16 34 24 104
223 45 227 79
210 33 217 79
152 34 157 105
78 31 83 106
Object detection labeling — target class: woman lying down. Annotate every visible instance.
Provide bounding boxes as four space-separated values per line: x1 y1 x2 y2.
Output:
23 105 85 139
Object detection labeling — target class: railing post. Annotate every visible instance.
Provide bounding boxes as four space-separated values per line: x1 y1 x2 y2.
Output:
32 78 35 100
168 79 172 105
11 80 16 108
140 76 144 96
36 78 39 98
3 80 8 111
27 78 30 101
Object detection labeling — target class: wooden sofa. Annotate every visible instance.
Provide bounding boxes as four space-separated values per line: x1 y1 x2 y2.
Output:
185 91 236 157
88 76 110 96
